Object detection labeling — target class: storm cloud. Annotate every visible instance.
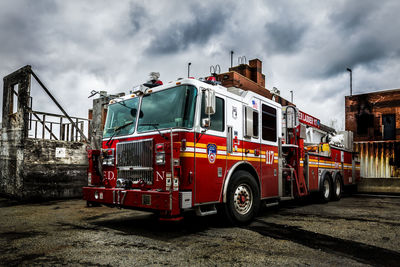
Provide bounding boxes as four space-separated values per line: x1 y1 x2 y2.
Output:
146 5 228 54
1 0 400 130
265 20 307 54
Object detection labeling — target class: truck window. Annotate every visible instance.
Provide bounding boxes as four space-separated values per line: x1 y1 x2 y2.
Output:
201 94 225 132
262 104 277 142
253 110 259 138
137 85 197 132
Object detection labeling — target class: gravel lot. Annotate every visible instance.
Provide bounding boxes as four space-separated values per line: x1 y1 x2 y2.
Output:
1 195 400 266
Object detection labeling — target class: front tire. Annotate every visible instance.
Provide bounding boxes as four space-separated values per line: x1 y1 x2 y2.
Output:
224 171 260 225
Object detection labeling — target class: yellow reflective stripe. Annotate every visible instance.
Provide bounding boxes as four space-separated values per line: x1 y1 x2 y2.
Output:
180 152 194 157
244 157 261 162
227 155 243 160
196 143 207 148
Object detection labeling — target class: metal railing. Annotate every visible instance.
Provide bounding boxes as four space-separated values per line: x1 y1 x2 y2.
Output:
28 110 89 141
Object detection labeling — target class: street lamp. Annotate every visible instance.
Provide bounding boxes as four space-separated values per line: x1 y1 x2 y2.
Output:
346 68 352 96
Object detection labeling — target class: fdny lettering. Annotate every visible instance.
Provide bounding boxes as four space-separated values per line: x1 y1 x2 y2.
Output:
265 150 274 165
156 171 165 181
103 171 115 179
207 144 217 164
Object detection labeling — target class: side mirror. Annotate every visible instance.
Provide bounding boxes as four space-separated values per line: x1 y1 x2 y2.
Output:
244 106 254 138
130 108 143 118
202 118 211 128
204 89 216 115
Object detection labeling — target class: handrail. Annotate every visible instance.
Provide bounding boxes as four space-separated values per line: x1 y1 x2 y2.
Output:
29 70 88 142
30 110 88 121
27 109 89 141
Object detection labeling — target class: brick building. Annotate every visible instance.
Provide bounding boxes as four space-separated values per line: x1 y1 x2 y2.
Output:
345 89 400 177
216 59 293 106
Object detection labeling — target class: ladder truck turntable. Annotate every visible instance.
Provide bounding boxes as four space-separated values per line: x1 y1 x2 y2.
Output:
83 75 360 224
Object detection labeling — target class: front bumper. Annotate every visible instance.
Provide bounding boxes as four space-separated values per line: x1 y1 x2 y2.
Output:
83 187 174 211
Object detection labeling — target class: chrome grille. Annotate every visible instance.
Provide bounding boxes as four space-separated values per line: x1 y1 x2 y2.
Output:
116 139 153 184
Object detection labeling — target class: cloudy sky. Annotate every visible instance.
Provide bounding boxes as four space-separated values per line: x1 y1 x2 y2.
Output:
1 0 400 130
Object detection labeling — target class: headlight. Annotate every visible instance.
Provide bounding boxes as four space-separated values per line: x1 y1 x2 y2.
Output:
156 153 165 165
88 172 92 185
103 157 115 166
102 148 115 166
155 143 165 165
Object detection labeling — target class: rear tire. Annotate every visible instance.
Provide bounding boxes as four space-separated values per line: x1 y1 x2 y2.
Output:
223 170 260 225
332 174 342 201
319 174 332 203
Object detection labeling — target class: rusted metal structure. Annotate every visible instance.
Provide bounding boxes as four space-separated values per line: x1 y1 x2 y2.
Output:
345 89 400 178
0 65 89 200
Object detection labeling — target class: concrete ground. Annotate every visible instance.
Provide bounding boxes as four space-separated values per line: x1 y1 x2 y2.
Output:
1 195 400 266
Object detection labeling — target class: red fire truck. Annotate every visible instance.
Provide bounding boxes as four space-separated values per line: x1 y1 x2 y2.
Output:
83 76 360 224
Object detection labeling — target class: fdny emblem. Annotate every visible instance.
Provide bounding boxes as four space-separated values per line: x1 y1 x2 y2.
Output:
207 144 217 164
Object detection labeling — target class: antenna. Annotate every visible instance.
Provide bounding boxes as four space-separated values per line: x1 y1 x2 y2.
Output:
210 64 221 76
230 51 234 68
238 56 247 65
188 62 191 78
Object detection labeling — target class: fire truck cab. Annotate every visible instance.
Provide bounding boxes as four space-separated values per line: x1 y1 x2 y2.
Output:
83 77 360 224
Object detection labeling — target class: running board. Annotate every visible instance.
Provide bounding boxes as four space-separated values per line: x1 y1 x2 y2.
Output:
195 205 217 216
280 196 294 201
265 201 279 208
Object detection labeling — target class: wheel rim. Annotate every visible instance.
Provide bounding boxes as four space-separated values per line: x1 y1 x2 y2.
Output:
233 183 253 215
335 179 341 196
323 179 330 199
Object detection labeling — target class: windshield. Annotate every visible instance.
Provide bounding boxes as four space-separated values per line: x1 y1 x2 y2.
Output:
103 97 139 138
137 85 197 132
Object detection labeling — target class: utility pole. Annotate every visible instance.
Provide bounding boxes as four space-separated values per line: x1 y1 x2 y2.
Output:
346 68 352 96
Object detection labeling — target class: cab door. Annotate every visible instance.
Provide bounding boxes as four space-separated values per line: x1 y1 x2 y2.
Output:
194 92 227 204
242 98 262 190
260 101 280 198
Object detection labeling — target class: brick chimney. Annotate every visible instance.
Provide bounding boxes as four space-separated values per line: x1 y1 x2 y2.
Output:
228 58 265 87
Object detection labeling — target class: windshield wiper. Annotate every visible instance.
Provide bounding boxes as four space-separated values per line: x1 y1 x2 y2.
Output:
105 121 135 147
140 123 168 140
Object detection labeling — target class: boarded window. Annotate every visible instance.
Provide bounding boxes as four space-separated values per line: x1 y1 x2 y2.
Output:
383 114 396 140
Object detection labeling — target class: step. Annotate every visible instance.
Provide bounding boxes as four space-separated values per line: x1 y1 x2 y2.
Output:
265 201 279 207
195 205 217 216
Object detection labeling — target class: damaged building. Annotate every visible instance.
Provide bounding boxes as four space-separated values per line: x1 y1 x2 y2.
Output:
0 66 90 200
345 89 400 178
